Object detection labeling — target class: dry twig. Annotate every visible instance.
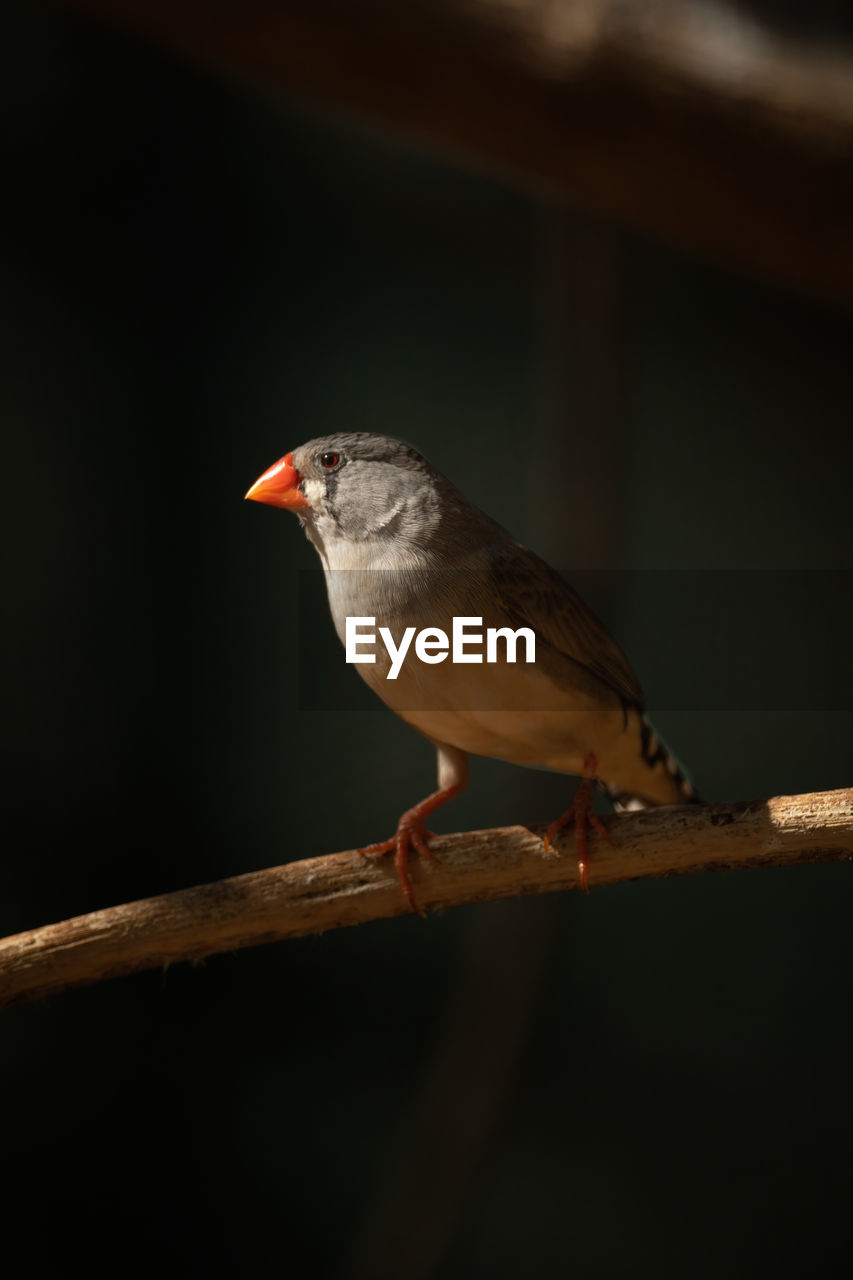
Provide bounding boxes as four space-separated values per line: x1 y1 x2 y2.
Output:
0 788 850 1010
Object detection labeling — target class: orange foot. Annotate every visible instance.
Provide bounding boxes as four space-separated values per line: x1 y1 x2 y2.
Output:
360 783 464 918
543 752 614 894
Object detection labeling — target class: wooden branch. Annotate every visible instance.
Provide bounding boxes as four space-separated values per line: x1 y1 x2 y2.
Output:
57 0 853 303
1 789 850 1010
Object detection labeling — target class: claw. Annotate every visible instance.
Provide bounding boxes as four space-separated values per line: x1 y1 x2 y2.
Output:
544 752 615 893
360 838 396 858
358 784 462 916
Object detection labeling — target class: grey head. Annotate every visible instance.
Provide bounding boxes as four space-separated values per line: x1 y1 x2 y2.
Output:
286 432 500 571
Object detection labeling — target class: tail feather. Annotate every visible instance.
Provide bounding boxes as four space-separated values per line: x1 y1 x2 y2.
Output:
601 714 702 812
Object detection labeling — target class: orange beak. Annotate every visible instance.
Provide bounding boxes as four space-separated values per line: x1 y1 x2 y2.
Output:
244 452 309 509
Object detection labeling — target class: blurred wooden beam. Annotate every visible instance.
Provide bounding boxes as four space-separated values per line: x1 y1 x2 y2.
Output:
57 0 853 303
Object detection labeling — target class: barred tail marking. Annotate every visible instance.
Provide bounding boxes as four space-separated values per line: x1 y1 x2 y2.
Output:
602 715 701 812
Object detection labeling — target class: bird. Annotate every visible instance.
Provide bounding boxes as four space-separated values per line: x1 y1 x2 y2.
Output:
245 432 699 914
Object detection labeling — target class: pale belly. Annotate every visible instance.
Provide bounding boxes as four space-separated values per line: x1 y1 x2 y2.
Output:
356 647 628 776
321 559 638 785
398 705 629 776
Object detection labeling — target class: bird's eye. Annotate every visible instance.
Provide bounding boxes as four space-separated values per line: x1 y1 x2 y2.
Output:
319 451 340 470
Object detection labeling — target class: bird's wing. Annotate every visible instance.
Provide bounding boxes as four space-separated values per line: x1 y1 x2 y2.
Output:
488 542 644 709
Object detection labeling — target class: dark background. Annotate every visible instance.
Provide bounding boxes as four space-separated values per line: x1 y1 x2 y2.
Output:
2 3 852 1277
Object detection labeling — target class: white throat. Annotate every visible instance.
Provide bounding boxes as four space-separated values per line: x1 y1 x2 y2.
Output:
298 509 435 574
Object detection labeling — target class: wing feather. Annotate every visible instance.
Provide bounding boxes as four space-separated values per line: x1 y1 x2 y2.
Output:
489 543 644 710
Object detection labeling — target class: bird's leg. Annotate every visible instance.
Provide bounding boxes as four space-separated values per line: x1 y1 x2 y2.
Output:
360 745 468 917
360 785 463 916
544 751 614 894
